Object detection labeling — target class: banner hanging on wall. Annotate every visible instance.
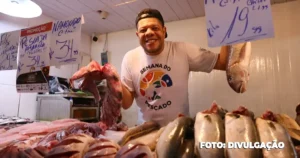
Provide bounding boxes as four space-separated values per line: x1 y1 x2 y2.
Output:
0 30 20 71
204 0 275 47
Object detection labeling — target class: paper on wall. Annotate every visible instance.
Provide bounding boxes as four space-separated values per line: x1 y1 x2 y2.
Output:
49 16 82 66
0 30 20 71
204 0 275 47
16 22 52 93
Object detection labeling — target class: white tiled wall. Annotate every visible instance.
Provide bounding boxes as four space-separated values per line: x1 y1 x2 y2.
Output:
91 1 300 127
0 14 91 119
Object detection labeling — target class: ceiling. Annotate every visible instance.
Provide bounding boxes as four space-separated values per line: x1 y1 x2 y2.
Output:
31 0 296 36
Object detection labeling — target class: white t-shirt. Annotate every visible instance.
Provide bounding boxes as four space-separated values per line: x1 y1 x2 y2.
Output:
121 41 218 126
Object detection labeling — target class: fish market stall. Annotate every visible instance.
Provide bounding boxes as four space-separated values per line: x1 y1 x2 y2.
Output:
1 59 300 157
1 103 300 157
1 1 300 156
1 61 300 157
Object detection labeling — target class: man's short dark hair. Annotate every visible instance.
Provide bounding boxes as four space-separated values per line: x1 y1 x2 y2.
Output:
135 8 168 38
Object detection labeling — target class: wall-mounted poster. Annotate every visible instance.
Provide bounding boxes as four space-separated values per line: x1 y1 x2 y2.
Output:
101 51 108 65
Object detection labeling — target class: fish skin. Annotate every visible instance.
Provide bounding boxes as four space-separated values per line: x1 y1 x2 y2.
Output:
126 126 166 151
179 139 195 158
194 112 225 158
45 133 95 158
226 42 251 93
155 116 194 158
148 127 165 151
84 138 120 158
225 113 261 158
115 142 154 158
256 117 297 158
118 121 160 146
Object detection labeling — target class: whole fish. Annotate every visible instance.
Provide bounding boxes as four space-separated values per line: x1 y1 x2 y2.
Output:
194 105 225 158
155 116 194 158
225 106 261 158
226 42 251 93
256 110 297 158
118 121 160 146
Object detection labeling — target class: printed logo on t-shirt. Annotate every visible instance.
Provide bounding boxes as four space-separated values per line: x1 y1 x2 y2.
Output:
139 63 173 111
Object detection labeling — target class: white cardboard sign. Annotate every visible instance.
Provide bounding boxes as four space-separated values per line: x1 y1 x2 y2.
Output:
0 30 20 71
50 16 82 66
204 0 275 47
16 22 52 93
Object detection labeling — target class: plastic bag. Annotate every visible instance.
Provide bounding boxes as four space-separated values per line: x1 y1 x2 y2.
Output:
48 76 69 94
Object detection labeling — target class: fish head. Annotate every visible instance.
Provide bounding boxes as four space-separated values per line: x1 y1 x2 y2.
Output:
226 64 249 93
261 110 277 122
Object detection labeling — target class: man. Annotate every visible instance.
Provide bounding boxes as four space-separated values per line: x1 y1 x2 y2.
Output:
120 8 229 126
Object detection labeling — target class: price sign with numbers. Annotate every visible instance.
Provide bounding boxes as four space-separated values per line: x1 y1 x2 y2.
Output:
0 30 20 71
204 0 275 47
50 16 82 66
16 22 52 93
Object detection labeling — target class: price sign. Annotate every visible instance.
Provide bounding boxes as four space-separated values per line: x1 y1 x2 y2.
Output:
0 30 20 71
16 22 52 93
50 16 82 66
204 0 275 47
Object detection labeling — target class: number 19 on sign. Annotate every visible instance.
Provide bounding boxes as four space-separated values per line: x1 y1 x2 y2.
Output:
204 0 275 47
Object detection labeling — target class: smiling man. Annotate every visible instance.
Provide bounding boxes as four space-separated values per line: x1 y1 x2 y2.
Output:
120 8 229 126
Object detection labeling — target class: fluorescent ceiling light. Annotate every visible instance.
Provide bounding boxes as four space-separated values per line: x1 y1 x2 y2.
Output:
115 0 136 6
0 0 42 18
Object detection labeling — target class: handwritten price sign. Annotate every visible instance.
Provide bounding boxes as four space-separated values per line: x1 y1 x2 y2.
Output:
204 0 275 47
0 30 20 71
50 16 82 66
17 22 52 73
16 22 52 93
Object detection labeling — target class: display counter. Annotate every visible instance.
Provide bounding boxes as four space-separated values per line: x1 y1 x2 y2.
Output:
36 93 99 122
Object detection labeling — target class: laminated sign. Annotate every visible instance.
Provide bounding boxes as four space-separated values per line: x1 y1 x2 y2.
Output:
50 16 82 66
0 30 20 71
204 0 275 47
16 22 52 93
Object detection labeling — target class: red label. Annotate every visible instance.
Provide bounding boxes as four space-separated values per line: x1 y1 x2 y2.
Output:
21 22 53 37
